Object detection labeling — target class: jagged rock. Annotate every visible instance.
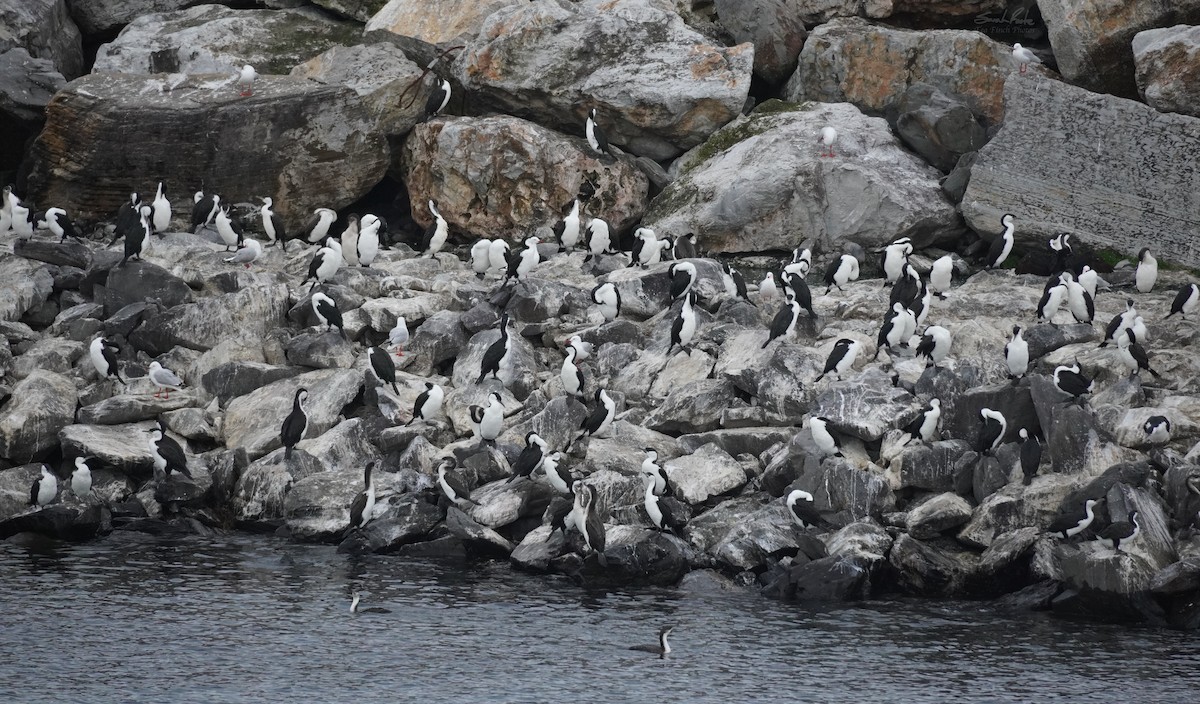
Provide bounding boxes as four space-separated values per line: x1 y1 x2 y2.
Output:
795 457 895 524
957 473 1087 548
25 74 388 229
784 554 874 601
713 0 807 84
571 525 690 587
0 370 76 462
347 494 444 553
963 75 1200 268
678 427 793 458
68 0 194 35
1151 557 1200 594
814 367 921 442
343 294 451 343
891 83 987 172
92 4 360 75
99 260 192 317
450 325 539 401
285 462 403 542
444 506 515 555
58 421 159 474
978 526 1040 576
456 0 753 161
895 439 973 492
400 116 649 242
77 390 207 425
289 419 381 479
0 0 83 79
467 478 557 530
365 0 521 67
0 49 65 184
942 382 1036 451
201 361 303 406
403 310 469 376
130 285 289 356
291 42 426 137
11 337 84 379
0 254 54 323
284 331 355 369
889 533 979 596
311 0 390 23
0 502 110 541
711 502 814 570
785 18 1015 126
906 492 973 539
1133 25 1200 118
13 238 91 270
941 151 976 203
507 278 592 324
223 368 362 460
826 520 893 563
646 101 960 255
1029 376 1137 475
665 443 747 504
161 407 217 442
643 379 733 435
231 461 292 528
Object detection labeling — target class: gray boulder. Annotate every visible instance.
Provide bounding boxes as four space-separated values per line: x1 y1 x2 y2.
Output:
891 83 987 172
906 492 973 539
284 331 355 369
223 368 363 460
1133 25 1200 118
455 0 753 161
812 367 920 442
67 0 193 36
665 443 747 504
11 338 84 380
201 361 303 406
0 49 65 185
444 506 515 555
710 502 814 571
365 0 522 67
58 421 159 474
77 391 207 425
291 42 426 138
713 0 807 84
349 494 444 553
895 439 974 492
130 285 289 356
100 260 192 317
643 378 732 436
0 370 76 462
0 255 54 323
645 101 960 255
0 0 83 79
889 533 979 596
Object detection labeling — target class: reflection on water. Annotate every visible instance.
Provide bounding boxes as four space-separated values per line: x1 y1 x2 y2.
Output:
1 532 1198 703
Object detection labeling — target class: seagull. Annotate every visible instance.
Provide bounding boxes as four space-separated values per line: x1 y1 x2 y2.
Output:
388 317 409 358
1012 43 1041 74
223 238 263 268
818 126 838 157
147 361 184 400
238 64 258 96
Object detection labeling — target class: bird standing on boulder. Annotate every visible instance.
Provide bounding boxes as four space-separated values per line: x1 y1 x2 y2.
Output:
1047 498 1099 539
40 207 82 243
303 240 342 290
151 182 171 233
237 64 258 96
90 336 125 385
561 344 586 400
881 237 913 286
643 473 683 534
258 197 285 248
902 398 941 445
553 199 582 253
281 388 309 460
785 489 824 529
421 200 449 258
191 192 219 233
1012 43 1041 73
818 126 838 157
348 462 377 532
224 238 262 268
574 388 617 449
1115 329 1161 378
585 107 610 158
407 382 443 425
824 253 859 294
302 207 337 244
213 206 243 252
437 458 479 506
762 296 801 350
669 261 697 302
584 217 613 264
1019 428 1041 485
508 432 549 483
423 77 451 121
1053 362 1093 405
311 292 347 340
504 235 541 286
915 325 952 369
148 361 184 400
1136 248 1158 293
985 214 1016 269
148 421 192 479
929 254 953 298
815 337 860 382
368 346 399 393
1100 299 1137 348
470 392 505 444
592 282 621 322
809 416 842 458
1167 283 1199 320
975 408 1006 456
30 466 57 508
1096 511 1140 552
388 316 409 358
121 205 152 266
669 291 698 355
1143 415 1171 445
71 457 95 500
478 313 513 384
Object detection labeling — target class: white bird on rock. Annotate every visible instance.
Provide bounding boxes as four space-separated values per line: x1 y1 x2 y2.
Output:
224 238 262 268
1012 44 1041 73
238 64 258 96
148 361 184 400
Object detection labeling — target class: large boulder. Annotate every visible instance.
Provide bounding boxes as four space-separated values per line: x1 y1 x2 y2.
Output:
1133 25 1200 118
25 73 388 229
456 0 754 161
785 18 1015 127
1038 0 1200 98
811 367 921 442
401 116 649 241
291 42 427 138
713 0 807 85
962 75 1200 269
0 255 54 323
130 285 290 356
100 260 192 317
92 4 360 76
0 371 76 462
313 0 391 24
645 101 960 254
891 83 988 173
67 0 193 36
0 0 83 79
0 49 66 185
365 0 522 67
223 368 363 460
791 0 1005 24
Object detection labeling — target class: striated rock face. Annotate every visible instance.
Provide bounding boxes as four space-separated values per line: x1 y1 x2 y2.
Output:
0 49 65 185
291 42 428 138
401 116 649 241
130 285 290 356
785 18 1015 127
1133 25 1200 118
456 0 754 161
962 75 1200 267
0 371 76 462
67 0 193 36
713 0 807 85
646 101 960 254
365 0 522 67
92 4 361 76
0 0 83 79
25 73 388 228
1038 0 1200 98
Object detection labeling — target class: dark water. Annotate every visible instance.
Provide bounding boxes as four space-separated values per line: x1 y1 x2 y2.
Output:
1 533 1197 703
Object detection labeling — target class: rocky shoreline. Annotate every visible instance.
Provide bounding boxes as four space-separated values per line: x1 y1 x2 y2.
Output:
3 0 1200 630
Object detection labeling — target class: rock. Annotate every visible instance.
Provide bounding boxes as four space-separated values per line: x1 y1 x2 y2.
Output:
785 18 1014 127
92 4 360 76
710 502 816 570
457 0 753 161
891 83 987 172
713 0 807 85
25 73 388 229
645 101 960 255
291 42 426 137
795 457 895 524
1029 376 1130 475
352 494 444 552
129 285 289 356
58 421 158 473
312 0 390 23
963 75 1200 268
403 310 469 376
0 503 110 541
77 391 207 425
444 506 515 555
0 255 54 323
643 378 732 435
450 325 539 402
906 492 973 539
678 427 793 458
978 526 1040 577
231 461 292 528
1133 25 1200 118
290 419 381 479
68 0 193 36
1040 0 1200 98
941 382 1036 451
957 473 1087 548
100 260 193 317
223 368 363 460
571 525 689 587
13 238 90 270
0 0 83 79
400 116 649 241
365 0 521 67
284 462 394 542
889 533 979 596
506 278 592 325
201 361 303 405
813 367 920 442
895 439 974 492
665 443 747 504
941 151 976 203
510 525 567 571
467 479 556 530
0 370 76 462
11 338 84 379
826 520 894 563
0 49 65 185
787 554 874 601
284 331 355 369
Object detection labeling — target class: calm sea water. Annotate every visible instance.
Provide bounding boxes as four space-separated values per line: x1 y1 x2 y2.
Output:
1 532 1197 703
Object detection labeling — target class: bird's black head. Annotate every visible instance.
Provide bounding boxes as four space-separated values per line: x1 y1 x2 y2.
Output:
1138 247 1150 261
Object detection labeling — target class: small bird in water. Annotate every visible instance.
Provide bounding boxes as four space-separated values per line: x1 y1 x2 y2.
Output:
629 625 675 658
350 590 391 614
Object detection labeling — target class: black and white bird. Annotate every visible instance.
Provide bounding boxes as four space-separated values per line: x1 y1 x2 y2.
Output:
881 237 914 285
151 182 171 233
669 261 697 302
508 432 549 483
421 200 449 258
302 207 337 244
560 345 586 400
258 196 286 248
720 262 753 305
1004 325 1028 383
71 457 96 500
674 232 699 260
368 346 399 393
570 481 607 563
1047 498 1100 539
504 235 542 285
487 238 511 276
785 489 824 529
281 388 309 459
121 205 152 266
789 247 813 275
349 591 391 615
629 625 674 658
583 217 613 264
436 457 479 506
539 452 571 494
423 76 451 121
1100 298 1137 348
478 313 513 384
340 214 361 267
915 325 952 369
553 199 582 252
585 107 610 157
902 398 941 445
762 296 802 350
30 465 57 508
347 461 377 532
668 291 698 355
1019 428 1041 485
213 206 243 252
302 239 343 290
1077 265 1099 300
815 337 861 382
809 416 842 458
888 263 922 311
985 213 1016 268
1167 283 1199 320
471 392 505 444
575 388 617 447
1143 415 1171 445
628 227 660 268
89 336 125 385
1036 274 1069 323
1135 248 1158 293
1053 362 1094 405
1063 272 1095 324
1116 329 1161 378
591 281 621 322
40 207 82 243
148 361 184 400
405 382 442 426
311 291 347 340
782 270 816 318
929 254 953 298
640 448 671 496
874 302 916 359
148 420 192 479
643 473 683 534
470 239 493 278
975 408 1006 456
1096 511 1140 552
191 192 220 233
